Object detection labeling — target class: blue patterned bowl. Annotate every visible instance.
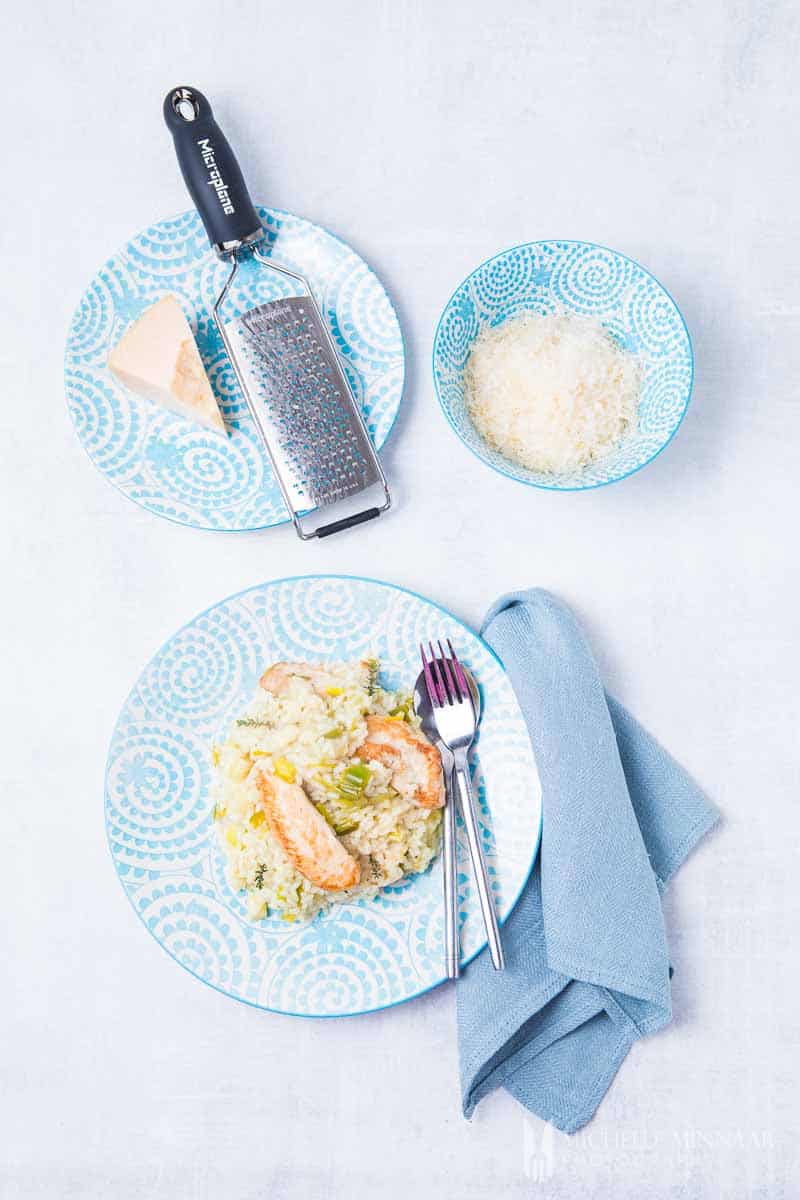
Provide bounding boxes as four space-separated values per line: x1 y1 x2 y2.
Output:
106 575 542 1018
432 241 693 490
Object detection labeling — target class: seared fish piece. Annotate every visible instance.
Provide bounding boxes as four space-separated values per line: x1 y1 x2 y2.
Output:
357 715 445 810
259 659 374 699
259 661 342 698
253 768 360 891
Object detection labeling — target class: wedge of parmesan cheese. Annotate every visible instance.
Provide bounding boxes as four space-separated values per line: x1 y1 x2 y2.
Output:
108 295 226 435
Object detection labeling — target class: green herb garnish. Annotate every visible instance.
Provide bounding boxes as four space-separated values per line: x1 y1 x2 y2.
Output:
364 658 380 695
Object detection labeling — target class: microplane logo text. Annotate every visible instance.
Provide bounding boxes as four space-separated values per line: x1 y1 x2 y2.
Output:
197 138 235 215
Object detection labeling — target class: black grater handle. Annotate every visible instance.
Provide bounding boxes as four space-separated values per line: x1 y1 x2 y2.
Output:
314 508 383 538
163 86 264 257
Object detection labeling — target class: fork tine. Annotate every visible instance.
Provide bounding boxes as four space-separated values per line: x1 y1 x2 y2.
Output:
447 638 470 701
437 640 459 702
429 641 453 704
420 642 441 707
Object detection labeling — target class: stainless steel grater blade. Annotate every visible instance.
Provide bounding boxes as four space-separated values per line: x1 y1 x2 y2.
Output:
164 85 391 539
220 263 388 530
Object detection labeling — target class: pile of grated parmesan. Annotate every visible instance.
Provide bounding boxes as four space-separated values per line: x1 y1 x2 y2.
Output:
464 310 640 474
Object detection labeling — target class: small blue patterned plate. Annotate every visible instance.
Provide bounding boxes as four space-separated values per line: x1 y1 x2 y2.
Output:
432 240 693 490
105 575 542 1018
65 209 404 531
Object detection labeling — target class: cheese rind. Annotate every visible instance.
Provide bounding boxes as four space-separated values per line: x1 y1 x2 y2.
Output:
107 295 226 435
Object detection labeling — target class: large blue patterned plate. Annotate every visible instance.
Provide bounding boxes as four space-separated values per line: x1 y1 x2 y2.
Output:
66 209 403 530
432 240 693 490
105 575 541 1017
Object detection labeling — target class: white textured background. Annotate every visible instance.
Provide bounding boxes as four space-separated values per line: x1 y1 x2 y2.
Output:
3 1 798 1196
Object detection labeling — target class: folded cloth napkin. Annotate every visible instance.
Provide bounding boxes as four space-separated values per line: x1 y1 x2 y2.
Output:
457 590 718 1133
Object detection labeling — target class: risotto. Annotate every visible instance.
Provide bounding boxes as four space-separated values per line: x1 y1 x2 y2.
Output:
212 658 444 922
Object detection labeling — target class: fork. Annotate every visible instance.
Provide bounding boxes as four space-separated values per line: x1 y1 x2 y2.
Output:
421 640 505 971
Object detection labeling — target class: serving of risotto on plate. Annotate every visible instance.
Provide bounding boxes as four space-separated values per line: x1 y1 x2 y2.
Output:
212 658 445 922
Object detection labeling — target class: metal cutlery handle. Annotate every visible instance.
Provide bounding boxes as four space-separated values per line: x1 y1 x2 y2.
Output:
163 85 263 257
454 761 505 970
443 764 460 979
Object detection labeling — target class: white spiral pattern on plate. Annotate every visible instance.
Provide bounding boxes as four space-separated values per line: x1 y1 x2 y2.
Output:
326 257 401 370
433 240 693 490
68 275 118 362
133 877 262 998
106 576 541 1016
106 724 210 874
256 576 386 663
135 604 265 730
257 907 418 1013
139 418 264 508
65 369 146 478
127 212 209 278
65 208 404 530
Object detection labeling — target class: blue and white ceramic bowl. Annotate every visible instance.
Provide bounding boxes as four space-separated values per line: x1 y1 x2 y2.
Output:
432 240 693 490
106 575 542 1018
65 208 404 531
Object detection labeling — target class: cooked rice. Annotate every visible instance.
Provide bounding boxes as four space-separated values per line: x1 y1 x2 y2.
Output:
212 659 442 922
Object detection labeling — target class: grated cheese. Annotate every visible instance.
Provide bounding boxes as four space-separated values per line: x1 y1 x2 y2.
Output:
464 310 640 474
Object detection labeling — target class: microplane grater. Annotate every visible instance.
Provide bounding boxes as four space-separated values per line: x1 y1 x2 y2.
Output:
164 85 391 539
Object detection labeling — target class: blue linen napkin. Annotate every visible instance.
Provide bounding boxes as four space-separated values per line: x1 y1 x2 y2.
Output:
457 589 718 1132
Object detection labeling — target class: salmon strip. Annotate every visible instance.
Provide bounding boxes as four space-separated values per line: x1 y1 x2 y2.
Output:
253 769 360 891
357 715 445 810
259 662 336 697
259 659 375 699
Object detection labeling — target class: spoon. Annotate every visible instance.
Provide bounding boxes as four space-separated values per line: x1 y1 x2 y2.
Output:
414 663 481 979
